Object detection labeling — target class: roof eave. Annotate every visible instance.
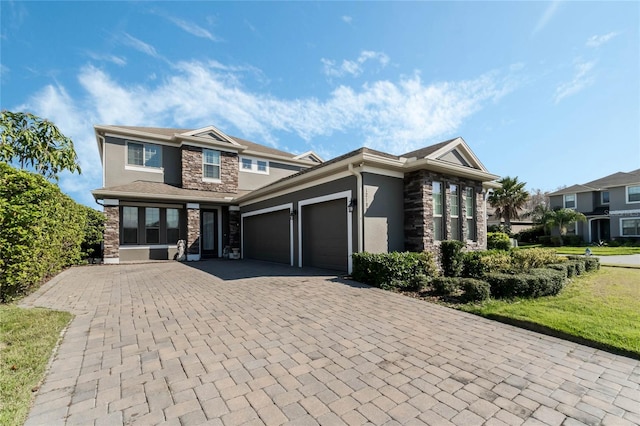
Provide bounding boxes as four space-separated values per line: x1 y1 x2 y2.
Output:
92 189 238 204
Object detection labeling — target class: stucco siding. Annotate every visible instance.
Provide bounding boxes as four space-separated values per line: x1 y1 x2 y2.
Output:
576 192 593 213
238 162 303 191
362 173 404 253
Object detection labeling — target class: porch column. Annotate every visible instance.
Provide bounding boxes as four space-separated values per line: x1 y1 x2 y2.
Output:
103 199 120 264
187 203 201 261
228 206 241 250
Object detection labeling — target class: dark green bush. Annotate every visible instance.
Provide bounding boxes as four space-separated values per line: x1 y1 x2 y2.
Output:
485 268 566 299
515 225 545 244
460 279 490 302
550 236 563 247
432 277 460 295
352 251 437 290
548 263 569 278
562 235 585 246
0 163 88 302
462 251 485 278
440 240 465 277
81 206 105 260
487 232 511 251
583 257 600 272
567 258 586 275
538 235 551 246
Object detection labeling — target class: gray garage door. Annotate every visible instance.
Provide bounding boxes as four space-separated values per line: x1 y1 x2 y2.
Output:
302 198 348 272
243 209 290 264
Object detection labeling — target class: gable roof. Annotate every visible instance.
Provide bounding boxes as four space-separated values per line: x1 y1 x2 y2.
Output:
549 169 640 196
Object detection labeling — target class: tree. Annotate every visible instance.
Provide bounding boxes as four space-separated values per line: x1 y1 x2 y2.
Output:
0 110 81 179
488 176 530 232
527 203 555 235
548 208 587 236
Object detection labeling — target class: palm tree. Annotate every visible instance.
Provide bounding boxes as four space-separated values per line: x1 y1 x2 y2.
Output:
525 203 555 235
488 176 530 232
548 208 587 236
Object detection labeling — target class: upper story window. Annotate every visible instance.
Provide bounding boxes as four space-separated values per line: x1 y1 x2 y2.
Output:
203 149 221 181
627 185 640 204
564 194 576 209
127 141 162 169
601 191 610 205
239 157 269 174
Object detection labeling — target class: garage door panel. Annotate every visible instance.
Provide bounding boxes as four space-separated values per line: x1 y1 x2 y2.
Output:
243 210 290 264
302 199 348 271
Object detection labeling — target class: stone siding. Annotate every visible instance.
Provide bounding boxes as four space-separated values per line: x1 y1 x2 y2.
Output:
228 210 241 249
187 207 200 256
404 170 486 255
103 206 120 260
181 146 238 193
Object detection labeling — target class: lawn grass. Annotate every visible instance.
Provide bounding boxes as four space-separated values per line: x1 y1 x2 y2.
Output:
518 245 640 256
462 267 640 357
0 305 73 426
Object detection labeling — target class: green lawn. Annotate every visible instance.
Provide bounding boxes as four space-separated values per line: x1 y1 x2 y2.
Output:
554 246 640 256
462 267 640 357
0 305 73 426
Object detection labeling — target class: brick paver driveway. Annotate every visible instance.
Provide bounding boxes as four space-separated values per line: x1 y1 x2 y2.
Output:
21 261 639 425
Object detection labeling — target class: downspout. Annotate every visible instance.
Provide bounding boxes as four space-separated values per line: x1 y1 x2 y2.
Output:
348 163 364 253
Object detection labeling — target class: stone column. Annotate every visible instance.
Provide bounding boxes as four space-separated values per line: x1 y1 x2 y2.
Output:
103 200 120 264
228 207 241 249
186 203 201 261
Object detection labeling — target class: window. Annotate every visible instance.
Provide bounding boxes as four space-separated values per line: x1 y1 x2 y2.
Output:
145 208 160 244
167 209 180 243
564 194 576 209
621 218 640 236
627 186 640 203
203 149 221 180
450 184 460 241
601 191 610 204
465 187 475 241
127 142 162 168
239 157 269 174
433 182 443 241
122 206 138 244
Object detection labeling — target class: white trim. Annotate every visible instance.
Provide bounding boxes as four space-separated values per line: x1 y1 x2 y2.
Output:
239 170 353 207
241 203 294 266
125 140 163 171
104 132 175 146
103 199 119 206
104 258 119 264
625 185 640 204
203 177 222 183
620 217 640 237
124 165 164 174
229 206 240 211
360 166 404 179
120 244 178 250
202 148 222 181
239 156 270 175
187 203 200 209
293 150 324 163
297 190 353 274
563 193 577 210
601 190 610 205
180 125 241 145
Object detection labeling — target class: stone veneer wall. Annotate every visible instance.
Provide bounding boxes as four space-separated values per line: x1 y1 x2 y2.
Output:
181 146 239 193
103 206 120 261
228 210 241 249
187 207 200 256
404 170 486 254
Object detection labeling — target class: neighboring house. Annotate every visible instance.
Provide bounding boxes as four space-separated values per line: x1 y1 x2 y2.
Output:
486 206 534 234
548 169 640 243
92 125 499 273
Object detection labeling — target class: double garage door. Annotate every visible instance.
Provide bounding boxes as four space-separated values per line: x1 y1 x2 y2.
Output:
243 198 348 272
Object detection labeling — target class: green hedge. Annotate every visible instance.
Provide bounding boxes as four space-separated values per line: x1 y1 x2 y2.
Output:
485 268 566 299
432 277 490 302
0 163 100 302
487 232 511 251
440 240 464 277
352 251 437 290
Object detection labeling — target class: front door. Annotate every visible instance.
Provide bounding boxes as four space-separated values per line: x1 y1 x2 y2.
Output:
201 210 218 258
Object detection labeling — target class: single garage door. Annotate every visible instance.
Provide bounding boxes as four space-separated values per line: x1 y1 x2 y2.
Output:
243 209 290 264
302 198 348 272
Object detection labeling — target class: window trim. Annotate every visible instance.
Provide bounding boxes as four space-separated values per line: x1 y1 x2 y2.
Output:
563 193 577 209
125 140 163 172
601 191 610 205
465 187 476 241
626 185 640 204
432 181 443 241
202 149 222 183
239 156 270 175
620 217 640 237
450 184 461 241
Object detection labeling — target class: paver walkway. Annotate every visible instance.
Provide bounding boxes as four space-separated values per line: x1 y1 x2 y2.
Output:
21 260 639 425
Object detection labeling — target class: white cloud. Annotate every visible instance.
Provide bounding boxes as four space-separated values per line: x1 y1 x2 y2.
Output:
86 52 127 66
554 60 596 103
532 1 560 36
122 33 161 59
586 32 619 48
322 51 390 78
341 16 353 24
168 17 219 41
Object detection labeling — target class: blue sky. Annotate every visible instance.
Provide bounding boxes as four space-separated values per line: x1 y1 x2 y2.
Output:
1 1 638 206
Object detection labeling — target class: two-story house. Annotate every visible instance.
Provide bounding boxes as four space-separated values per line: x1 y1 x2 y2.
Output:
92 125 500 273
548 169 640 243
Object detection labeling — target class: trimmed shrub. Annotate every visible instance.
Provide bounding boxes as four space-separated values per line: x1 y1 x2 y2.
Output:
550 236 563 247
460 279 490 302
485 268 566 299
487 232 511 251
81 206 105 261
515 225 545 244
480 250 513 273
567 259 586 275
462 251 485 279
440 240 465 277
510 248 558 271
562 235 585 246
584 257 600 272
352 251 437 290
432 277 460 296
0 163 88 302
548 263 569 278
528 268 566 297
